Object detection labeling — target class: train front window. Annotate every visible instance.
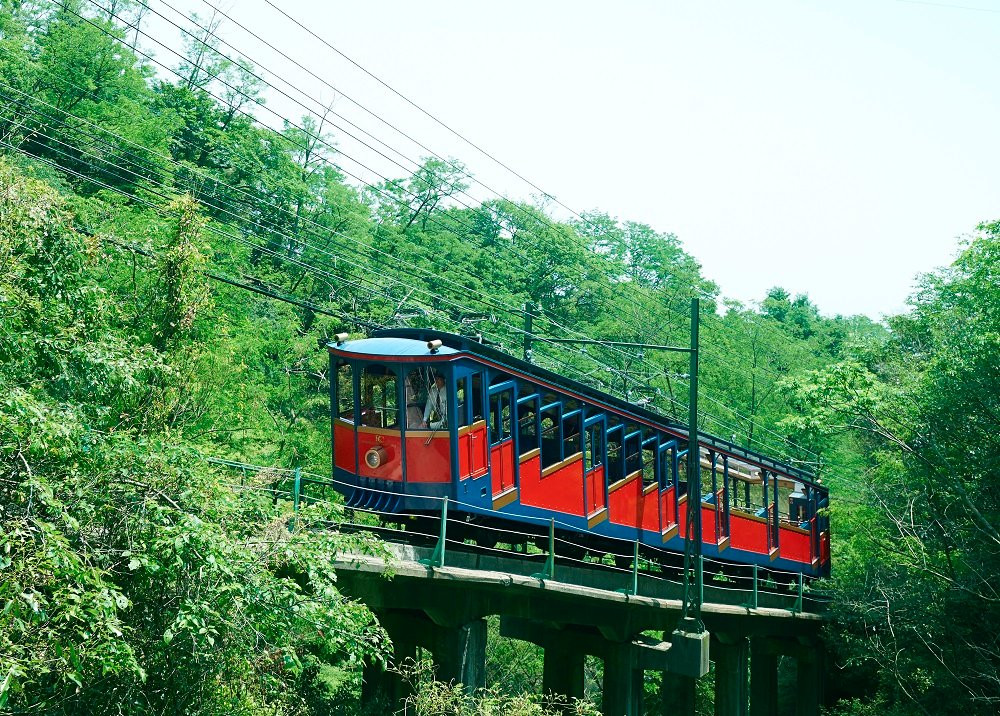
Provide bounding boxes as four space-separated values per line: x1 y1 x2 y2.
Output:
361 365 399 429
337 363 354 422
404 368 428 429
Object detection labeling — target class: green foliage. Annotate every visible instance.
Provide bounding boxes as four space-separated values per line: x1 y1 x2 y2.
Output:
785 223 1000 715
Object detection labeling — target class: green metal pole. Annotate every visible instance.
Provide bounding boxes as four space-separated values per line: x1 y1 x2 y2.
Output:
436 498 448 567
752 563 759 609
632 539 640 595
533 518 556 580
687 297 703 627
796 572 804 613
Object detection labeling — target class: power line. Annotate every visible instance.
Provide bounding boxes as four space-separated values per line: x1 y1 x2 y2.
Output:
11 5 817 461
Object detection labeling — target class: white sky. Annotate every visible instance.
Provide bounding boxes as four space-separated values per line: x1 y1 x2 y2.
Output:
140 0 1000 319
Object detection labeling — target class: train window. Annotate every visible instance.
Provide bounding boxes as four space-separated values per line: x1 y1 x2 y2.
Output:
606 433 623 483
471 373 484 423
337 363 354 422
641 443 656 487
585 424 604 471
624 427 641 476
455 377 469 428
677 452 688 497
488 393 500 443
361 365 399 429
518 399 538 454
562 411 582 459
404 368 427 429
659 446 673 489
540 405 561 469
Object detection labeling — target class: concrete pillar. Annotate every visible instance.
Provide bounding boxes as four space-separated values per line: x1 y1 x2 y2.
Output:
713 636 748 716
361 613 418 709
661 670 696 716
794 648 824 716
749 638 778 716
543 641 586 704
603 642 643 716
432 617 487 692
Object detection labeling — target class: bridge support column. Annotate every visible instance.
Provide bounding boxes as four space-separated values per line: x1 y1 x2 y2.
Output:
543 641 585 705
794 646 824 716
362 611 418 709
713 634 748 716
602 641 643 716
661 670 696 716
749 638 778 716
431 617 487 692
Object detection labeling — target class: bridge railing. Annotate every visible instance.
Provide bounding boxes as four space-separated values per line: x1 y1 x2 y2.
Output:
204 457 832 614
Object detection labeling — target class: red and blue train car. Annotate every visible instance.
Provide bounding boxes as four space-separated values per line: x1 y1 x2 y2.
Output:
329 329 831 577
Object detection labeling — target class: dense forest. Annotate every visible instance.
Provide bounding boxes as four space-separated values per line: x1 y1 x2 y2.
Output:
1 2 997 714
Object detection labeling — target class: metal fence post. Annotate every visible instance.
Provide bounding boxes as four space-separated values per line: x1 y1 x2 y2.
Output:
532 518 556 581
752 563 759 609
632 540 640 595
421 498 448 568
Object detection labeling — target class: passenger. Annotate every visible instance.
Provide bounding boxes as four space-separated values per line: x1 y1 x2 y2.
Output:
422 373 448 429
405 372 424 428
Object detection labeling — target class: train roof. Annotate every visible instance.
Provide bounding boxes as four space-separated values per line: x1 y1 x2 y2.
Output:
330 328 819 485
332 336 461 357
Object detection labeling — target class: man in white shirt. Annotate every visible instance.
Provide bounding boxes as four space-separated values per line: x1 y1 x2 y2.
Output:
422 373 448 429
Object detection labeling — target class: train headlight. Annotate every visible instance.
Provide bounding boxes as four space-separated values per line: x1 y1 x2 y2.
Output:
364 446 388 468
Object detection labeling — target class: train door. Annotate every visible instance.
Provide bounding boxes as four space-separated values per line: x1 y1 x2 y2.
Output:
583 415 607 517
488 383 516 499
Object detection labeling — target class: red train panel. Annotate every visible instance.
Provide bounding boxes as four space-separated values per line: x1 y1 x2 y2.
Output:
778 524 812 563
457 422 488 480
491 440 516 495
405 434 451 483
357 428 403 481
585 466 605 514
334 421 355 473
729 512 769 554
660 487 677 533
521 454 584 516
608 474 660 532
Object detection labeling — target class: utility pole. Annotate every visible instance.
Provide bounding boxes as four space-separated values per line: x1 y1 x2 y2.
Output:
686 297 702 627
527 297 704 627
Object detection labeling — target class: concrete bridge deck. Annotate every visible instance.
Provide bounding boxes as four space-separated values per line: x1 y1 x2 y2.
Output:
334 541 828 716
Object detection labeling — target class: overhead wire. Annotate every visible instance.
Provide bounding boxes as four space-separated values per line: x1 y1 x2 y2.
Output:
16 2 816 461
190 0 819 458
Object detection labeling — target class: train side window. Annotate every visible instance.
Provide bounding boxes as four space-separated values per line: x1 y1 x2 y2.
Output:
585 424 604 471
562 411 582 459
518 399 538 454
659 445 673 489
606 432 623 483
455 376 469 428
471 373 484 423
641 441 656 487
337 363 354 422
624 427 641 476
540 405 561 469
361 365 399 429
488 392 500 443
